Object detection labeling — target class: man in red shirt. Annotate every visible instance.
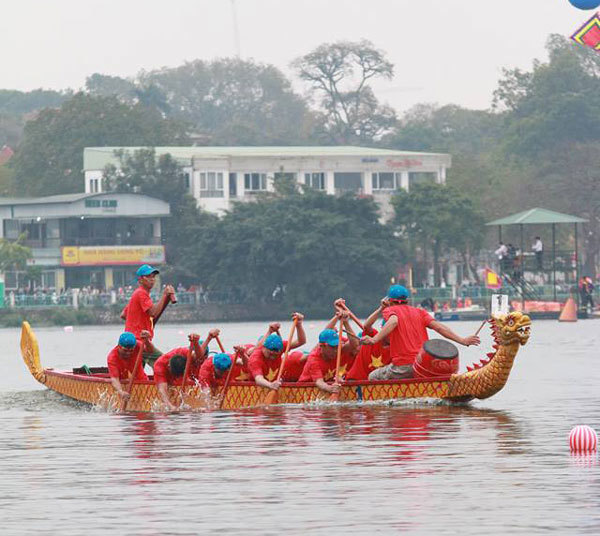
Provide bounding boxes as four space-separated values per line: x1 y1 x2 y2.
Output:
248 313 307 391
121 264 175 367
198 353 233 390
346 299 392 381
107 331 149 402
362 285 480 380
153 329 219 410
298 311 359 394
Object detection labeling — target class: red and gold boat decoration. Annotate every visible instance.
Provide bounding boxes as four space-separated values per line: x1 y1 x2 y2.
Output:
20 313 531 412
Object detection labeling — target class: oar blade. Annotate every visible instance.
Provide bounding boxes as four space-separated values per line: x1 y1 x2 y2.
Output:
264 389 279 406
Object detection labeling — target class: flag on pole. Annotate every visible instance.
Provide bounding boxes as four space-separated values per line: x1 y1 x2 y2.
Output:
485 268 502 290
571 12 600 51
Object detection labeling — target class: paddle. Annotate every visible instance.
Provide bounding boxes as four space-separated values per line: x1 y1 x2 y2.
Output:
329 317 344 402
121 343 144 412
264 318 298 406
176 338 197 410
215 335 235 410
474 319 488 336
336 301 364 331
153 292 177 326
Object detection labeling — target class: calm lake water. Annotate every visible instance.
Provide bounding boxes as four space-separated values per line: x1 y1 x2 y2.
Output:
2 319 600 535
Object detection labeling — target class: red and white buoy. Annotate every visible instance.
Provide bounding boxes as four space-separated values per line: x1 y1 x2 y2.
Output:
569 425 598 452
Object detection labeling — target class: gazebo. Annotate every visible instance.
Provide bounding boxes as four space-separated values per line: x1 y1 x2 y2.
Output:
486 207 588 303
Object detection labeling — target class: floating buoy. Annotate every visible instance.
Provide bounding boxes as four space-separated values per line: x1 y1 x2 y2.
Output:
63 325 74 333
558 297 577 322
569 425 598 451
568 0 600 9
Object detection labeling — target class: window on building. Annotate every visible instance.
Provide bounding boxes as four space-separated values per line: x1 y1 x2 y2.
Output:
334 172 362 193
199 172 224 198
229 173 237 197
89 178 100 193
3 220 20 240
304 172 326 190
184 173 191 190
244 173 267 192
42 271 56 289
408 172 437 189
372 172 398 190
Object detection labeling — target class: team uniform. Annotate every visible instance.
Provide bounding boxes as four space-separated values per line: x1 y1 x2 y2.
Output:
298 345 356 383
383 304 433 366
248 342 305 382
198 355 234 388
346 328 391 381
107 342 148 382
123 287 155 340
153 347 194 386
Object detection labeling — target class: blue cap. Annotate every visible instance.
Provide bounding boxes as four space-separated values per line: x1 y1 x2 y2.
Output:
388 284 409 300
318 328 339 347
264 334 284 352
213 353 232 372
118 332 137 348
136 264 160 277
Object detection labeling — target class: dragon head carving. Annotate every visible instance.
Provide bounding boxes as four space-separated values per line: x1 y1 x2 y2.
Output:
491 312 531 346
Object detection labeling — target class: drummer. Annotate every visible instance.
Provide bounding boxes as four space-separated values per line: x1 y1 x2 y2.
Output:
361 285 480 380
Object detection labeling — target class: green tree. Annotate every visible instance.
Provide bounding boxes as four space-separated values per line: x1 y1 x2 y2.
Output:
0 89 69 115
138 58 315 145
391 183 484 286
187 190 400 314
0 234 31 272
493 34 600 156
10 93 188 196
292 40 396 144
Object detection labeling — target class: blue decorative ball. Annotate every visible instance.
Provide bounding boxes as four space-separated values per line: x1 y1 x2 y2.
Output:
568 0 600 10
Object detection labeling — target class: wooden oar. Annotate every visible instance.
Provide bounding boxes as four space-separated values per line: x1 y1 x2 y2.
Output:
180 339 195 389
264 319 297 406
329 317 344 402
215 335 235 410
337 302 364 331
153 293 177 326
474 318 488 336
121 343 144 412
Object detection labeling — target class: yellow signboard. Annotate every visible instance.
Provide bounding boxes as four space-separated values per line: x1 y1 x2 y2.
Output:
61 245 166 266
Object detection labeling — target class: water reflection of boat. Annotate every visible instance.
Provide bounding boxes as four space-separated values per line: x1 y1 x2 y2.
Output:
19 314 531 412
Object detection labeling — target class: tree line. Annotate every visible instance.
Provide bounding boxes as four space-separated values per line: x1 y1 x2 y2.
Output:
0 34 598 290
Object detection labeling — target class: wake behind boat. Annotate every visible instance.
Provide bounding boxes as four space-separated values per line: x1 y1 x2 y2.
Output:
19 312 531 412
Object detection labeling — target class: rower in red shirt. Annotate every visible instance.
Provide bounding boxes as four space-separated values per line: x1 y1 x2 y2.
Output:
121 264 175 367
153 329 219 410
107 331 149 402
198 353 233 390
247 313 307 391
362 285 480 380
298 310 359 394
346 298 392 381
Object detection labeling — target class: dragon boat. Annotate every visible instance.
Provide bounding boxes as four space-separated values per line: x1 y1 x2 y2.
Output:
20 312 531 412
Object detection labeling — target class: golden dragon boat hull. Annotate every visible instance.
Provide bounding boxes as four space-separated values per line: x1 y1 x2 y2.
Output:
19 315 531 412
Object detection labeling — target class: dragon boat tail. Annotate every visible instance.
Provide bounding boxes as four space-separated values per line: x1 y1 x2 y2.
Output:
20 313 531 412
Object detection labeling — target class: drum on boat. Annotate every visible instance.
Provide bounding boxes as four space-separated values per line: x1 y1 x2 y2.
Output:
413 339 459 378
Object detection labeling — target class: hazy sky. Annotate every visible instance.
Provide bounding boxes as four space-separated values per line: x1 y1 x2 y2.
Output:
0 0 595 113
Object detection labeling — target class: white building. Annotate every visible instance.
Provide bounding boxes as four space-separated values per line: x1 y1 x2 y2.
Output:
84 146 451 219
